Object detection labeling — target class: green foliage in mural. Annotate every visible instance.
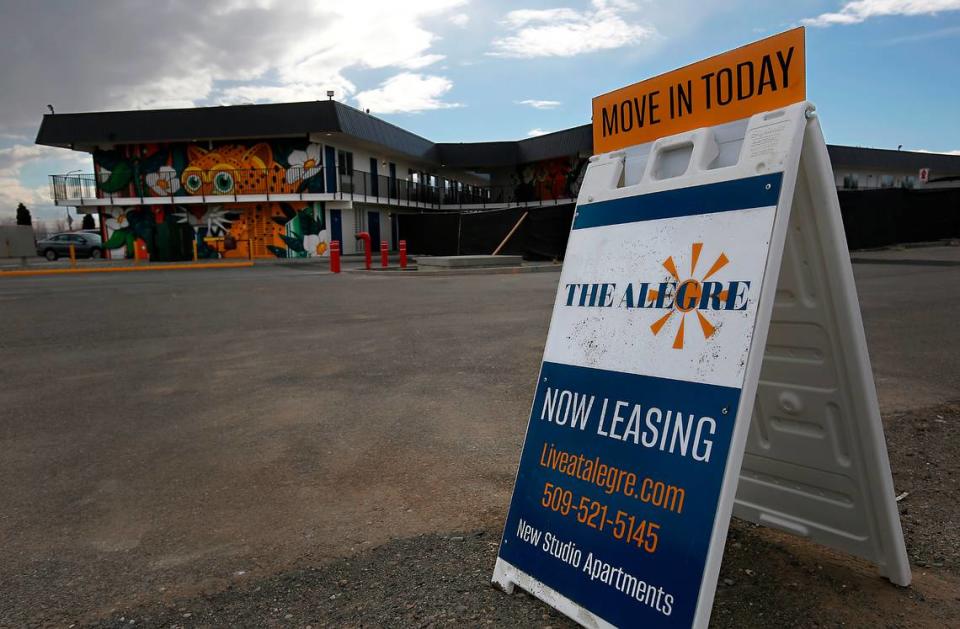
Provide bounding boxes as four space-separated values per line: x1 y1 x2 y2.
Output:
95 149 171 196
267 203 326 258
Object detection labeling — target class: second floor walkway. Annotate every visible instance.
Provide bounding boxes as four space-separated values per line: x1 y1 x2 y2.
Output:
49 166 579 211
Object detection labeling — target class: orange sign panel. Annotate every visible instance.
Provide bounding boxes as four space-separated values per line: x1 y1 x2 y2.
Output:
593 28 806 153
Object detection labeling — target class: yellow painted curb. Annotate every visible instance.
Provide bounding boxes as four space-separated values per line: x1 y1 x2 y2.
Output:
0 261 255 277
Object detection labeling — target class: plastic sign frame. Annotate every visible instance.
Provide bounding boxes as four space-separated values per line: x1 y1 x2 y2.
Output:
493 100 910 627
494 28 910 628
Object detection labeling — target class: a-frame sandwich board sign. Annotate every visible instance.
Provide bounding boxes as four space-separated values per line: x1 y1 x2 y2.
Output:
492 27 910 629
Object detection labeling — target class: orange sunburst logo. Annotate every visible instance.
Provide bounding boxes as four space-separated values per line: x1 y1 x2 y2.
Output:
649 243 730 350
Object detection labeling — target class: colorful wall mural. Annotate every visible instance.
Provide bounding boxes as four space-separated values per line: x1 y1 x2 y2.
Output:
511 156 589 203
93 139 328 260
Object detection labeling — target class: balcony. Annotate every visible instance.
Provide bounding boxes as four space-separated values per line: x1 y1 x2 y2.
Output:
48 167 576 211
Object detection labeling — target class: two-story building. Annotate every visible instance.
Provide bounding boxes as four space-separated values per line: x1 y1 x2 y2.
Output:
36 100 591 261
36 99 960 262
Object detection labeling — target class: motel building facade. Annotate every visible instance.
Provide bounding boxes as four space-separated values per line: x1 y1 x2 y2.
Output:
36 99 960 262
36 100 591 262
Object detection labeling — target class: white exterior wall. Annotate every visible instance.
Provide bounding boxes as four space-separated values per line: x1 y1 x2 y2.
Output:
308 133 488 189
323 203 399 254
312 135 485 253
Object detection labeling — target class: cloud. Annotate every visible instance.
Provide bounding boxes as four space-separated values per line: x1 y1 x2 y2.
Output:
883 24 960 44
355 73 462 114
910 148 960 155
527 128 550 137
489 0 656 58
0 1 469 216
803 0 960 27
0 0 467 127
0 144 87 218
516 99 561 109
449 13 470 27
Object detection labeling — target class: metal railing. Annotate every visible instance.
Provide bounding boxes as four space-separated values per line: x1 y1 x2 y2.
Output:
49 166 576 209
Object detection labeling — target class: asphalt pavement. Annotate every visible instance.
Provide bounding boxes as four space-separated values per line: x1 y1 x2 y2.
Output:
0 246 957 626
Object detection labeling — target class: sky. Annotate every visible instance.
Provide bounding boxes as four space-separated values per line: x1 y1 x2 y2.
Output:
1 0 959 222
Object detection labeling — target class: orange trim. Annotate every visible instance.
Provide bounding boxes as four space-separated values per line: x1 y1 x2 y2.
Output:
0 262 254 278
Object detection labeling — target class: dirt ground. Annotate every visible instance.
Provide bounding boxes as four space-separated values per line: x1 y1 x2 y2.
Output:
1 252 958 628
83 401 960 629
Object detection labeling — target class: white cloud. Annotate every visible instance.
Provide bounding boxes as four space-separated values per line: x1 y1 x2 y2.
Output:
803 0 960 27
272 1 465 102
218 81 357 106
450 13 470 27
911 148 960 155
0 144 88 218
883 24 960 43
0 1 471 214
355 73 462 114
527 128 550 137
489 0 656 58
0 0 468 127
516 99 561 109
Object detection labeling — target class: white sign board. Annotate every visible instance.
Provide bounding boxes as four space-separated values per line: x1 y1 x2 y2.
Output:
493 100 910 628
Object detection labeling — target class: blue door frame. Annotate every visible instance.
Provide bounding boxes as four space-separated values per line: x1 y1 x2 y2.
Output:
368 211 381 249
330 209 343 247
324 146 337 193
370 157 379 197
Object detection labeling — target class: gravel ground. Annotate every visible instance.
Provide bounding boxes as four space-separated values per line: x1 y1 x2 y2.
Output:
85 402 960 629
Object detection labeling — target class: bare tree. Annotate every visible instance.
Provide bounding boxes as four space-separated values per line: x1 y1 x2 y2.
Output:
32 221 51 239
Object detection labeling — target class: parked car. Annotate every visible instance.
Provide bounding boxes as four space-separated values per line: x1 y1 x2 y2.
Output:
36 232 104 261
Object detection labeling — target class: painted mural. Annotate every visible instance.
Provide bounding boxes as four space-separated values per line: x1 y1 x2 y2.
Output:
512 156 588 202
94 139 328 260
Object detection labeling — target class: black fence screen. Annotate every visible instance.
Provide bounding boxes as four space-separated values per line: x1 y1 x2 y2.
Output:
398 205 575 260
839 187 960 250
397 188 959 261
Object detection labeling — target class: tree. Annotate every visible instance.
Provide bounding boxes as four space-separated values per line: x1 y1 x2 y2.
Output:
15 203 31 226
81 213 95 230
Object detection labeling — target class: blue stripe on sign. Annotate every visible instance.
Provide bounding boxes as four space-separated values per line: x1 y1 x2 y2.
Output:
573 171 783 230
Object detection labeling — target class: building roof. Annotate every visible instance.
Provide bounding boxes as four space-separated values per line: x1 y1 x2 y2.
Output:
36 99 960 174
35 100 591 168
826 144 960 174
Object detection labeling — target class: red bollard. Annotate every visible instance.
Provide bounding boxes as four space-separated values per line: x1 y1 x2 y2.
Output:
329 240 341 273
399 240 407 269
355 232 372 270
380 240 389 268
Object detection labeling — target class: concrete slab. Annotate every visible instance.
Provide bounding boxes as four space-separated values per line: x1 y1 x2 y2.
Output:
416 255 523 268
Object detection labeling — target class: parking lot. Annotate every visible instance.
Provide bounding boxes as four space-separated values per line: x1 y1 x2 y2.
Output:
1 247 959 627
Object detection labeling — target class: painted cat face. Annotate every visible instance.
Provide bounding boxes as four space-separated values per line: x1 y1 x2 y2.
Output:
181 143 294 195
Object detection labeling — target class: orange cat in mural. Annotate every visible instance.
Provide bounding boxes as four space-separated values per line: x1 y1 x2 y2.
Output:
181 143 298 196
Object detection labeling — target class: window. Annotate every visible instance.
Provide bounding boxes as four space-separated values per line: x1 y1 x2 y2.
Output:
903 176 916 189
842 174 859 190
881 175 894 188
337 150 354 176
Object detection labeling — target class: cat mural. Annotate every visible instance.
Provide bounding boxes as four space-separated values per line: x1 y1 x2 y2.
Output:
180 143 299 196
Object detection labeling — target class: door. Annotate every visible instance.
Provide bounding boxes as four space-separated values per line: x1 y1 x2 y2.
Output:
369 158 379 197
391 213 400 249
330 209 343 247
389 162 397 199
368 211 381 248
324 146 337 193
